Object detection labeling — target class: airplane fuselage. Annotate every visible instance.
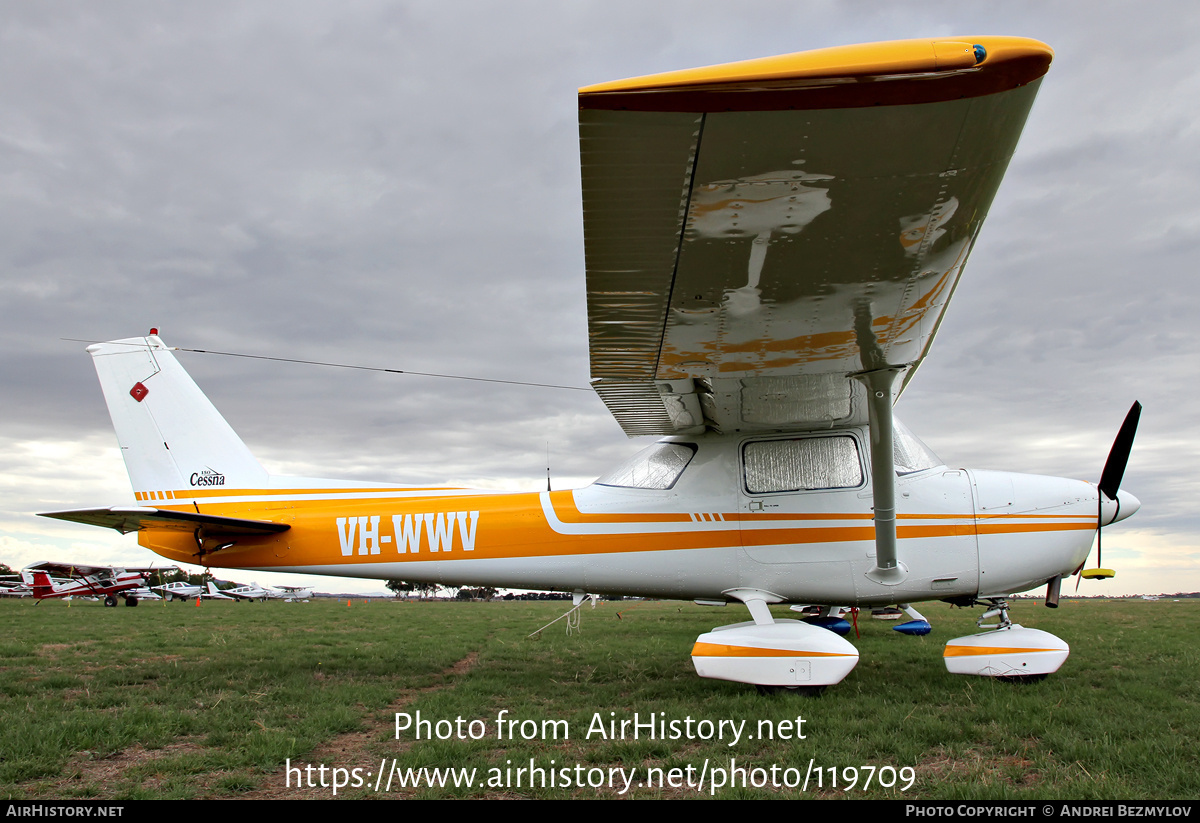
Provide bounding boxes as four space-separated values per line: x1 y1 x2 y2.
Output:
132 428 1108 607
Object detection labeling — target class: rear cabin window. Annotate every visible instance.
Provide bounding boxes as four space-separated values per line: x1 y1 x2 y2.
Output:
743 436 863 493
595 442 696 490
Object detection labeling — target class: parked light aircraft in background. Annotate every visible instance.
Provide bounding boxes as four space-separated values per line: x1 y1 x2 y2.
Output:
21 562 177 607
0 580 31 598
215 582 311 601
152 580 203 601
268 585 314 602
204 582 235 600
221 583 271 602
43 37 1142 690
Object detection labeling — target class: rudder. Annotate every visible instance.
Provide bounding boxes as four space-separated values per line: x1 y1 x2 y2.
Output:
23 570 57 598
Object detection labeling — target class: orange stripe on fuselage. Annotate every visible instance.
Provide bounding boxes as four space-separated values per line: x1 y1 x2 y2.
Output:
546 490 693 524
974 521 1093 535
137 491 739 569
133 488 1094 572
161 486 466 499
746 511 873 521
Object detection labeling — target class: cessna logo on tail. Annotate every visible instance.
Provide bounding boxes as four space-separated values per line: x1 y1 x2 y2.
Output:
336 512 479 557
190 468 226 487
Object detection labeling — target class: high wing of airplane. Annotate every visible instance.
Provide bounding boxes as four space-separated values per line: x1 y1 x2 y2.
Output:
41 36 1142 690
20 561 178 607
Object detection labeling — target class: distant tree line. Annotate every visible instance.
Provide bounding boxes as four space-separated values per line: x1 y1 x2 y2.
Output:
381 584 619 601
385 580 438 598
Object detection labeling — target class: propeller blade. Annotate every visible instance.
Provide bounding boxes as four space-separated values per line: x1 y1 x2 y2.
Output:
1098 401 1141 501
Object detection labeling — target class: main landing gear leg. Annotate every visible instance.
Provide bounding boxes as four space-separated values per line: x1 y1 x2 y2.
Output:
943 598 1069 681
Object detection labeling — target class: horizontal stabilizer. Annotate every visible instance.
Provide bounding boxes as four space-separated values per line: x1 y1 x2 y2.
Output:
39 507 290 537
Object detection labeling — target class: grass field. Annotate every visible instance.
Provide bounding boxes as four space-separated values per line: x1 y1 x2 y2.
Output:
0 596 1195 799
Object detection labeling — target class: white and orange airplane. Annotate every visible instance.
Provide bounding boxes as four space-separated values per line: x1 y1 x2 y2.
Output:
43 36 1141 691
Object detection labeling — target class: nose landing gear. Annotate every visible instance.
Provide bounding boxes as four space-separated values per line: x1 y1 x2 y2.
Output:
942 597 1069 681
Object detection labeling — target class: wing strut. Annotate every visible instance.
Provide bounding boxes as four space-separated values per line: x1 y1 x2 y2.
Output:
854 368 908 586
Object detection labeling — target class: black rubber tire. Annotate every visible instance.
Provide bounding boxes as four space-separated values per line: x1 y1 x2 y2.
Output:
755 684 826 697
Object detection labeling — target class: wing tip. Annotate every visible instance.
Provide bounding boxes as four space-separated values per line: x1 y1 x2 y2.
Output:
580 36 1052 110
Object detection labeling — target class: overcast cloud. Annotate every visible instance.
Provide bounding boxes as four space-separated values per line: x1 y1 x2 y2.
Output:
1 1 1196 596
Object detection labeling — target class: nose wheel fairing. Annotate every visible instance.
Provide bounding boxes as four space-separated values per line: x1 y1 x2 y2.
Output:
944 625 1069 679
942 599 1069 679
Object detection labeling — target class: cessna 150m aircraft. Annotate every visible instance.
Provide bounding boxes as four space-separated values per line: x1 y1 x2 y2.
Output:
43 36 1141 690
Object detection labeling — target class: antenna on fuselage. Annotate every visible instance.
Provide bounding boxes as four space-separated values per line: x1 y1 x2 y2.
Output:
546 442 551 492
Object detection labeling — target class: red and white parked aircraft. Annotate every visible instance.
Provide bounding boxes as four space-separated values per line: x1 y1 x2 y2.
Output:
21 562 177 607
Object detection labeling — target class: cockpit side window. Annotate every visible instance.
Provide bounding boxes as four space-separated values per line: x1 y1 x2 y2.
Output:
743 436 863 493
595 442 697 490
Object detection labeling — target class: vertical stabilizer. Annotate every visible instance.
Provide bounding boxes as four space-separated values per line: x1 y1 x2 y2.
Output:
88 334 269 495
23 570 58 598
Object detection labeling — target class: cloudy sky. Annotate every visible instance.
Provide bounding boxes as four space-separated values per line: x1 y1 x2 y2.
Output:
1 1 1196 598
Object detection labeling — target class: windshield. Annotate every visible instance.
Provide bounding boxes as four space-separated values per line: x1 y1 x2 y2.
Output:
595 442 696 490
894 418 943 475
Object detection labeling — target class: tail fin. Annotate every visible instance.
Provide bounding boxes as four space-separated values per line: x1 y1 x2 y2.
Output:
23 571 58 598
88 333 269 496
